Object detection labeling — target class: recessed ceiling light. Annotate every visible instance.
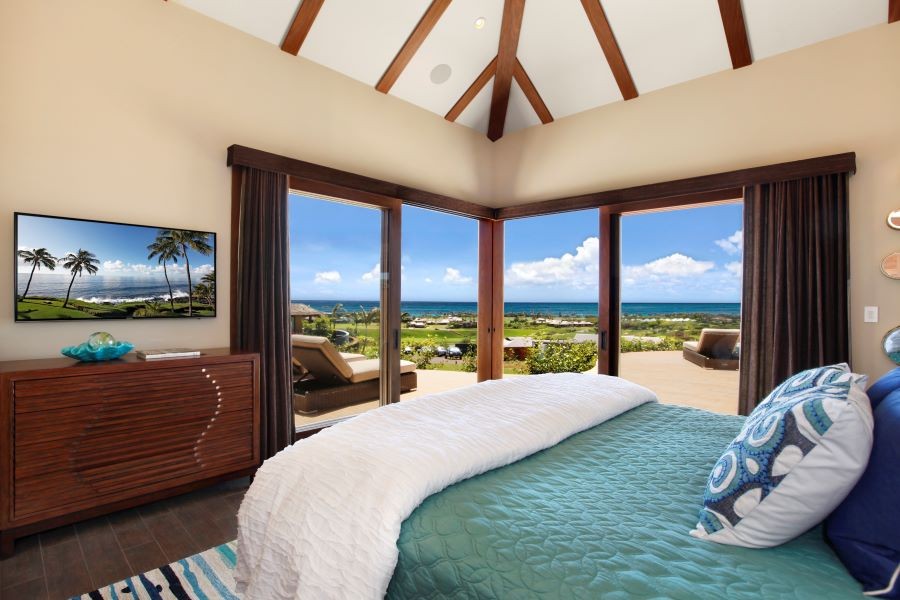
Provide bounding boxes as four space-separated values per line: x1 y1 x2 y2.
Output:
430 64 452 84
473 17 486 30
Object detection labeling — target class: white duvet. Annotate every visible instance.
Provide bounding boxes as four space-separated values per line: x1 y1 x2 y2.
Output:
235 372 657 600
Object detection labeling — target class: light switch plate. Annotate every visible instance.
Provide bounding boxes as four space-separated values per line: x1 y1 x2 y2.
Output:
864 306 879 323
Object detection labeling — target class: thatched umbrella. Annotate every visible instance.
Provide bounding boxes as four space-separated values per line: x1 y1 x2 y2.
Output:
290 303 324 333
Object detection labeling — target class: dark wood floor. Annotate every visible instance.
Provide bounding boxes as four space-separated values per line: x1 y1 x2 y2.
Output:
0 477 248 599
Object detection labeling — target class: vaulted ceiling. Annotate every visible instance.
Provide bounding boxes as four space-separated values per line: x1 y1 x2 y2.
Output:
172 0 897 140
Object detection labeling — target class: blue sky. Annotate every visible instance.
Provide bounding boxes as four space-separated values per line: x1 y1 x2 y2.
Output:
290 195 742 302
16 214 215 279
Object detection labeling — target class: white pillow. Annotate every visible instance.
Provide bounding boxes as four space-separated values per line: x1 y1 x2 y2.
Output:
691 363 873 548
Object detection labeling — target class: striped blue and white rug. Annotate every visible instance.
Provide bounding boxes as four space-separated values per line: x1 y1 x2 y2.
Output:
71 541 238 600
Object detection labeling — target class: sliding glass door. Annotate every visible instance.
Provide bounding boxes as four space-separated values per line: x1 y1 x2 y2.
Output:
288 190 400 431
616 202 743 414
503 210 600 378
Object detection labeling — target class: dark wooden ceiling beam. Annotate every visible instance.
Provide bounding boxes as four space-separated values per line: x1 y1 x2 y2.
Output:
580 0 638 100
281 0 325 55
376 0 452 94
890 0 900 23
513 59 553 124
717 0 752 68
487 0 526 141
445 56 498 122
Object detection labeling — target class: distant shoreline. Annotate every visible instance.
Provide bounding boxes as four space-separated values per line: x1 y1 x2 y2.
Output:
294 300 741 319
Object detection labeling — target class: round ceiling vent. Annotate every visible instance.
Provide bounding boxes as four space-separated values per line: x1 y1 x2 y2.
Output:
430 64 452 85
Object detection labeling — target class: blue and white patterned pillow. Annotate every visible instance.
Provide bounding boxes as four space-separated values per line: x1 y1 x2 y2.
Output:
691 364 873 548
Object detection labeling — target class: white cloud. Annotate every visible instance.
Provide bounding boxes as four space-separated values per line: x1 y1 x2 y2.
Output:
424 277 432 284
361 263 380 282
725 261 743 277
102 260 126 271
314 270 341 284
101 260 170 276
192 263 214 275
622 253 715 286
506 237 599 288
715 230 743 255
443 267 472 285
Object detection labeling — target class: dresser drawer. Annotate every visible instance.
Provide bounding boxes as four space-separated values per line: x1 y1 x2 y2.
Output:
9 359 257 522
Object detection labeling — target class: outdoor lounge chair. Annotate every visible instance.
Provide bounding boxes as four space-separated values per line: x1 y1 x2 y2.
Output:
682 328 740 370
291 334 418 414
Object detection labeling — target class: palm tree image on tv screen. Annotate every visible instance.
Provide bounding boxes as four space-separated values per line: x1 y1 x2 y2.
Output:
14 214 216 321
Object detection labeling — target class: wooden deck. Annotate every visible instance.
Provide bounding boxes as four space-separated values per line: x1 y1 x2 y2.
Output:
619 350 739 415
295 350 738 429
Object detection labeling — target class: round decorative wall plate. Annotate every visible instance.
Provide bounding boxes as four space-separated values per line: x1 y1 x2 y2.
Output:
882 252 900 280
888 210 900 230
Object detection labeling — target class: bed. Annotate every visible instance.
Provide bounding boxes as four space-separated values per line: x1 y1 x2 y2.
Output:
236 374 864 599
388 402 861 599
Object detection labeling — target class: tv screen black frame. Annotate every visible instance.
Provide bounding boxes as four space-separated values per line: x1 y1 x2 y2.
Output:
14 212 217 322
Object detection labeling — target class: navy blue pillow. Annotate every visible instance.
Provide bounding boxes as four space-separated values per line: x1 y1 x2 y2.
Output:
867 367 900 408
826 388 900 597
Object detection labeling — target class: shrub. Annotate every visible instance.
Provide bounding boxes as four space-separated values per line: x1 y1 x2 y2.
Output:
526 342 597 375
461 350 477 373
619 336 681 353
414 334 439 370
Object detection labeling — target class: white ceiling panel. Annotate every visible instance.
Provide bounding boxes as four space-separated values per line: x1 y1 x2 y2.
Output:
517 0 622 119
743 0 888 60
390 0 504 117
299 0 433 87
173 0 891 138
602 0 732 95
504 80 542 136
174 0 301 45
455 79 494 135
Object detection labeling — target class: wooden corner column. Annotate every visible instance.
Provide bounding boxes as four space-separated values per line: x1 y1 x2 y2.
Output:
478 220 504 381
598 208 621 375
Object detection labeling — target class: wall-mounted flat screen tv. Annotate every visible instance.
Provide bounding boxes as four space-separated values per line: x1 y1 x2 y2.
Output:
15 213 216 321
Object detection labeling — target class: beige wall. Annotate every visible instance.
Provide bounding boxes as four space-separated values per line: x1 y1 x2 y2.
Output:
493 23 900 379
0 0 492 360
2 2 897 380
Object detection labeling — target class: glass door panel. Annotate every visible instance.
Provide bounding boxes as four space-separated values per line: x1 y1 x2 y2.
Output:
618 202 743 414
288 192 388 431
503 210 600 377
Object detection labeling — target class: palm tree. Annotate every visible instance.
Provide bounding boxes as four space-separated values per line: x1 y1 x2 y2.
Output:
61 249 100 308
351 311 363 336
330 303 345 333
163 230 213 316
360 305 380 334
147 232 180 311
17 247 57 299
193 282 214 307
200 270 216 307
134 299 164 317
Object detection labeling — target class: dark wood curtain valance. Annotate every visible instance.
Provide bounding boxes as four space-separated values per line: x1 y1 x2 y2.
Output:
738 172 850 414
226 145 494 219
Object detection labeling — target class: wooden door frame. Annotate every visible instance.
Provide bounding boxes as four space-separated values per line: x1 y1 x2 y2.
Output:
597 189 744 375
478 220 504 381
228 145 855 389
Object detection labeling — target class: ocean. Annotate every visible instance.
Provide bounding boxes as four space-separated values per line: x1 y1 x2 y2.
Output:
297 300 741 317
16 273 193 304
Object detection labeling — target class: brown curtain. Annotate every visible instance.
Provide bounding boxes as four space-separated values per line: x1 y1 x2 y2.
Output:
739 173 850 415
235 167 294 459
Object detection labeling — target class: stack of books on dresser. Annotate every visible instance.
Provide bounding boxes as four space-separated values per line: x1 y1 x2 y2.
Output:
136 348 202 360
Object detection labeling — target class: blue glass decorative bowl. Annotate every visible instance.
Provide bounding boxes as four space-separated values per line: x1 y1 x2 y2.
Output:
61 341 134 362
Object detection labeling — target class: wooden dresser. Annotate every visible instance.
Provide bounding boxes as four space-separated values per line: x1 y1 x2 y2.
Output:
0 348 259 556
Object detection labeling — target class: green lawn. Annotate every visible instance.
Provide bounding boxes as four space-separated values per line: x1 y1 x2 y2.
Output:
16 297 215 320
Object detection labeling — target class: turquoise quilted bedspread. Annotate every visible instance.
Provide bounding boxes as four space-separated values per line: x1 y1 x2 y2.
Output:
387 402 863 599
